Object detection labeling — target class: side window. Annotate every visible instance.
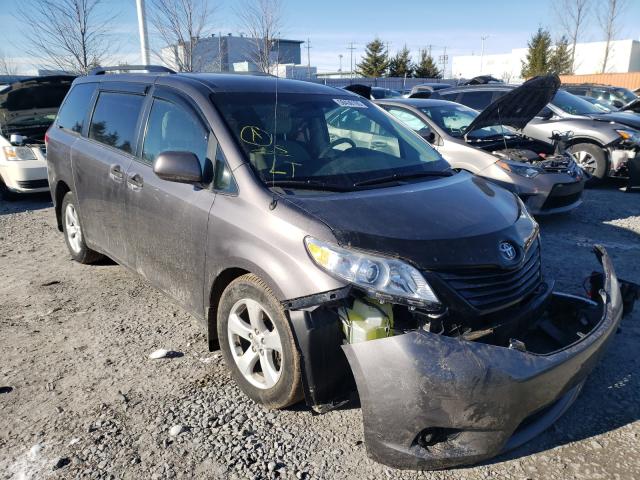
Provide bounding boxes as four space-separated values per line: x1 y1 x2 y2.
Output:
458 91 493 110
56 83 97 134
142 98 209 168
387 108 429 131
89 92 145 154
213 146 237 193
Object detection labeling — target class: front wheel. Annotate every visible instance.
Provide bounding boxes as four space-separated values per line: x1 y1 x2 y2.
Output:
569 143 608 183
217 274 303 409
61 192 103 264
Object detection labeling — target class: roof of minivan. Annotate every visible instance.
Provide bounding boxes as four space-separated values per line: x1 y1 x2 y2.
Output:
78 72 344 96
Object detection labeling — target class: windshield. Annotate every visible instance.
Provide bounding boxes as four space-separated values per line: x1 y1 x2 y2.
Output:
212 92 449 191
417 103 515 138
614 88 637 104
552 90 602 115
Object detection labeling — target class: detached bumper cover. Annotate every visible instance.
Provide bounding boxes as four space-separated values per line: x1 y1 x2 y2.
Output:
342 246 623 470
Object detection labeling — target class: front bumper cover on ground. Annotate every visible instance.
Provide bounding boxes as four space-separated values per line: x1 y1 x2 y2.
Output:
341 246 623 470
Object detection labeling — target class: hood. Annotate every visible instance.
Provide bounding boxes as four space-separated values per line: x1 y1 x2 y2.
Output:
464 75 560 135
0 75 75 127
283 172 532 270
589 111 640 130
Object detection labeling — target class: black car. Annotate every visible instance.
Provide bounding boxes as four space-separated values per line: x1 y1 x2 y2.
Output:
563 83 638 111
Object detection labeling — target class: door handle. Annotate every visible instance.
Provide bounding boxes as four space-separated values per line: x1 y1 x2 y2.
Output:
109 164 124 183
127 173 144 191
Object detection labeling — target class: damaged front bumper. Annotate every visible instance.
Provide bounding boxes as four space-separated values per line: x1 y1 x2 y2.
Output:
287 246 625 470
341 246 622 469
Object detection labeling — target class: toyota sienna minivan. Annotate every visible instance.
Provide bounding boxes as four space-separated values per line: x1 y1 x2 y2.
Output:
46 66 627 470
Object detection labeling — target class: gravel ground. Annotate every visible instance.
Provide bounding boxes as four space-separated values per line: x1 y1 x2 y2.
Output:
1 184 639 480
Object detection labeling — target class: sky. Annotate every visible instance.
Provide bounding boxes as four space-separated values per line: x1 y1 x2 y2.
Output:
2 0 640 75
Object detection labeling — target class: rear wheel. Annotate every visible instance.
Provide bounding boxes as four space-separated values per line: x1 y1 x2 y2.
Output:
217 274 303 409
61 192 103 264
569 143 608 183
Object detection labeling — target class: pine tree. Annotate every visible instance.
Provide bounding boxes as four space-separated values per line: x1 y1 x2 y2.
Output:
413 49 441 78
357 38 390 77
521 28 552 78
388 45 413 77
549 36 574 75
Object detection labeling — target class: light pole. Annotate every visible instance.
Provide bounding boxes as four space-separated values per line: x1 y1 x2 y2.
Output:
338 54 343 72
480 35 489 74
136 0 150 65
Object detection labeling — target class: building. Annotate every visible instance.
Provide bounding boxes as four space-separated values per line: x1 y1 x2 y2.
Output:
270 63 317 80
161 34 303 73
452 39 640 84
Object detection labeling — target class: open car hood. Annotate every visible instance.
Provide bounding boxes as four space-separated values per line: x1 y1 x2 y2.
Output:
0 75 75 128
463 74 560 135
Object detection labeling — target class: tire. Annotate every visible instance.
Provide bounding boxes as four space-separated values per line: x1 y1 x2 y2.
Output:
0 177 16 201
61 191 103 264
568 143 608 183
217 274 303 409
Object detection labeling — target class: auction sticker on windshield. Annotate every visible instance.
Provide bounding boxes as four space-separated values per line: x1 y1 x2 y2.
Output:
333 99 368 108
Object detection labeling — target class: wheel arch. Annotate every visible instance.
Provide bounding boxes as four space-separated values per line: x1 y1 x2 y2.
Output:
565 138 610 177
54 180 72 231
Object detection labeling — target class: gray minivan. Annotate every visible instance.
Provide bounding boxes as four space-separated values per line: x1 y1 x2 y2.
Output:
46 67 626 470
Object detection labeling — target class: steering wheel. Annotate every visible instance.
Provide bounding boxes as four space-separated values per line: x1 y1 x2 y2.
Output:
319 137 356 158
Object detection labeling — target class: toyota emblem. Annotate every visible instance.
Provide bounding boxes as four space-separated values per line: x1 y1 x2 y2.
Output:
499 241 517 261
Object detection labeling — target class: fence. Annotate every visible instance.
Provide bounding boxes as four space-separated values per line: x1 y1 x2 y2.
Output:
309 76 457 91
559 72 640 91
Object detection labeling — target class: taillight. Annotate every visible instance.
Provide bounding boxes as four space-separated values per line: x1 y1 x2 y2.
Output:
44 128 50 145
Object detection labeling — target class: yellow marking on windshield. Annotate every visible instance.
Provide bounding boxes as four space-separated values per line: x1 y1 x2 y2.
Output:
241 125 272 146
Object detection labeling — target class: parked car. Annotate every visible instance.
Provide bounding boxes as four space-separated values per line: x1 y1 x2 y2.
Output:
369 87 402 99
0 75 74 199
433 82 640 181
376 76 585 215
407 82 453 98
563 83 638 110
47 66 627 470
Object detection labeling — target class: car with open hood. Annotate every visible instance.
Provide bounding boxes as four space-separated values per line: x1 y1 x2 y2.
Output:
0 75 74 199
433 81 640 182
376 75 585 215
46 67 633 470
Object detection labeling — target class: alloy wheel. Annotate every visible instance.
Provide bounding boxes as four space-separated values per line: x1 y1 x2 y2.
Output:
227 298 283 389
571 150 596 175
65 203 83 254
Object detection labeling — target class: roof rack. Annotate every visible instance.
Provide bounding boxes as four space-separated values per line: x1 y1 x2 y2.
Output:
89 65 176 76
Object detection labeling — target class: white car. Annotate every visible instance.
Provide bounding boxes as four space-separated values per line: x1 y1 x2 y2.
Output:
0 76 74 199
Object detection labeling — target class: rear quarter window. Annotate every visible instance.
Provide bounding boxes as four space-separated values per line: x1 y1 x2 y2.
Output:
89 92 145 154
56 83 97 134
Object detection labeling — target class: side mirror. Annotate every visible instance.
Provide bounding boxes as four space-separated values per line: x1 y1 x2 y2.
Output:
538 107 553 120
153 151 203 184
418 127 436 144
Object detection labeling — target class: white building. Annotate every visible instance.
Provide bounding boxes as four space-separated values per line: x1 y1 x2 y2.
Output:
452 39 640 84
270 63 317 80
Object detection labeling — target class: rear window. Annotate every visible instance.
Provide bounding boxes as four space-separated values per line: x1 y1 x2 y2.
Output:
89 92 145 154
458 91 494 110
56 83 97 134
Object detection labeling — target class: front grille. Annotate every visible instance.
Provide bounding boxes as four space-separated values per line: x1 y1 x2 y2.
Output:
17 179 49 189
435 241 542 312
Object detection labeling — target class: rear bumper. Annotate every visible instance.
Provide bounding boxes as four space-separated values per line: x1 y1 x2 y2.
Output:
342 246 623 470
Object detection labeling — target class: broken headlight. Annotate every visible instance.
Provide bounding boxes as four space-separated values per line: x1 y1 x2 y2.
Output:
304 237 441 309
495 159 542 178
616 129 640 146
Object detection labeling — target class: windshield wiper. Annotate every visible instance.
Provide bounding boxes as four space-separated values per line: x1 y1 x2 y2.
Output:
353 170 453 187
268 179 351 192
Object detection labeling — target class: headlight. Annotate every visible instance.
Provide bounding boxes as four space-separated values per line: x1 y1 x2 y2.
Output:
3 146 37 161
304 237 441 309
495 159 542 178
616 129 640 144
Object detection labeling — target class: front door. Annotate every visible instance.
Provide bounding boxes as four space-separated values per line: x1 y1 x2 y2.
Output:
123 88 215 317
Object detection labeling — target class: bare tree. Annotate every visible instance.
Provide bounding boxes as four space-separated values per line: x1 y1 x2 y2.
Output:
19 0 117 74
598 0 627 73
236 0 284 73
149 0 214 72
555 0 590 73
0 51 18 76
